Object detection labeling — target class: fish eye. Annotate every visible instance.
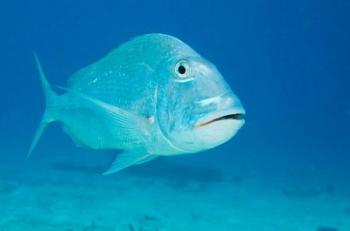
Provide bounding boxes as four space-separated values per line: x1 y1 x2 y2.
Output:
175 60 191 78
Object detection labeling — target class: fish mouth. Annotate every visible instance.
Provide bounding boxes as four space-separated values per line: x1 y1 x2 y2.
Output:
196 113 245 128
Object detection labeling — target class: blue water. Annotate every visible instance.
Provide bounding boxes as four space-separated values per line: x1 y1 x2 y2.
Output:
0 0 349 230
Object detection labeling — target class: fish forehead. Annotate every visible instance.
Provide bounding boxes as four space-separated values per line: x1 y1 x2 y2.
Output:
69 34 198 89
104 34 200 75
122 33 198 61
65 34 201 121
106 34 198 67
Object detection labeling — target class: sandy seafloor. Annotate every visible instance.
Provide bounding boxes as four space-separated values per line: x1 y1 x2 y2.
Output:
0 151 349 231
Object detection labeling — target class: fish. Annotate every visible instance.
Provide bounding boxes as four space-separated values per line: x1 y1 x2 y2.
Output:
29 33 245 175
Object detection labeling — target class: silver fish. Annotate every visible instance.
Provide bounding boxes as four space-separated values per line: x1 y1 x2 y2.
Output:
29 34 245 174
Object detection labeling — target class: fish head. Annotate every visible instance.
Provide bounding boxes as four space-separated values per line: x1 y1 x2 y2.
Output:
156 53 245 153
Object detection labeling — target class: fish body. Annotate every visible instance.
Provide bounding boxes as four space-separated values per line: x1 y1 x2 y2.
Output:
29 34 245 174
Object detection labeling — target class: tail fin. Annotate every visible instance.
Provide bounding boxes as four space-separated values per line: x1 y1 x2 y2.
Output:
27 53 58 158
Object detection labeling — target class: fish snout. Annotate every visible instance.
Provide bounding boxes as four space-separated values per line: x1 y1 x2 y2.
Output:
191 97 245 149
194 93 245 128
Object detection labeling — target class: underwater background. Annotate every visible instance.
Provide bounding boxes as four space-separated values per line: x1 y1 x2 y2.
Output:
0 0 349 230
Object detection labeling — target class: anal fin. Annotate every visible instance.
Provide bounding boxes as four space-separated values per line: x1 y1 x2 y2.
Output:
103 151 156 175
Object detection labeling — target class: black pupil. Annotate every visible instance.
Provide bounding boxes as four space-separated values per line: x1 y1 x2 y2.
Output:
178 65 186 75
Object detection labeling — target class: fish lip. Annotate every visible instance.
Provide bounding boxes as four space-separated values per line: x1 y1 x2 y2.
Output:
196 112 245 128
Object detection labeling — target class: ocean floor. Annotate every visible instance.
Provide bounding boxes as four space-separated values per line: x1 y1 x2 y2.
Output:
0 153 349 231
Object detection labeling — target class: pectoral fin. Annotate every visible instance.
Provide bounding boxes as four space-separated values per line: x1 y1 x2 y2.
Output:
54 85 150 147
103 151 156 175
